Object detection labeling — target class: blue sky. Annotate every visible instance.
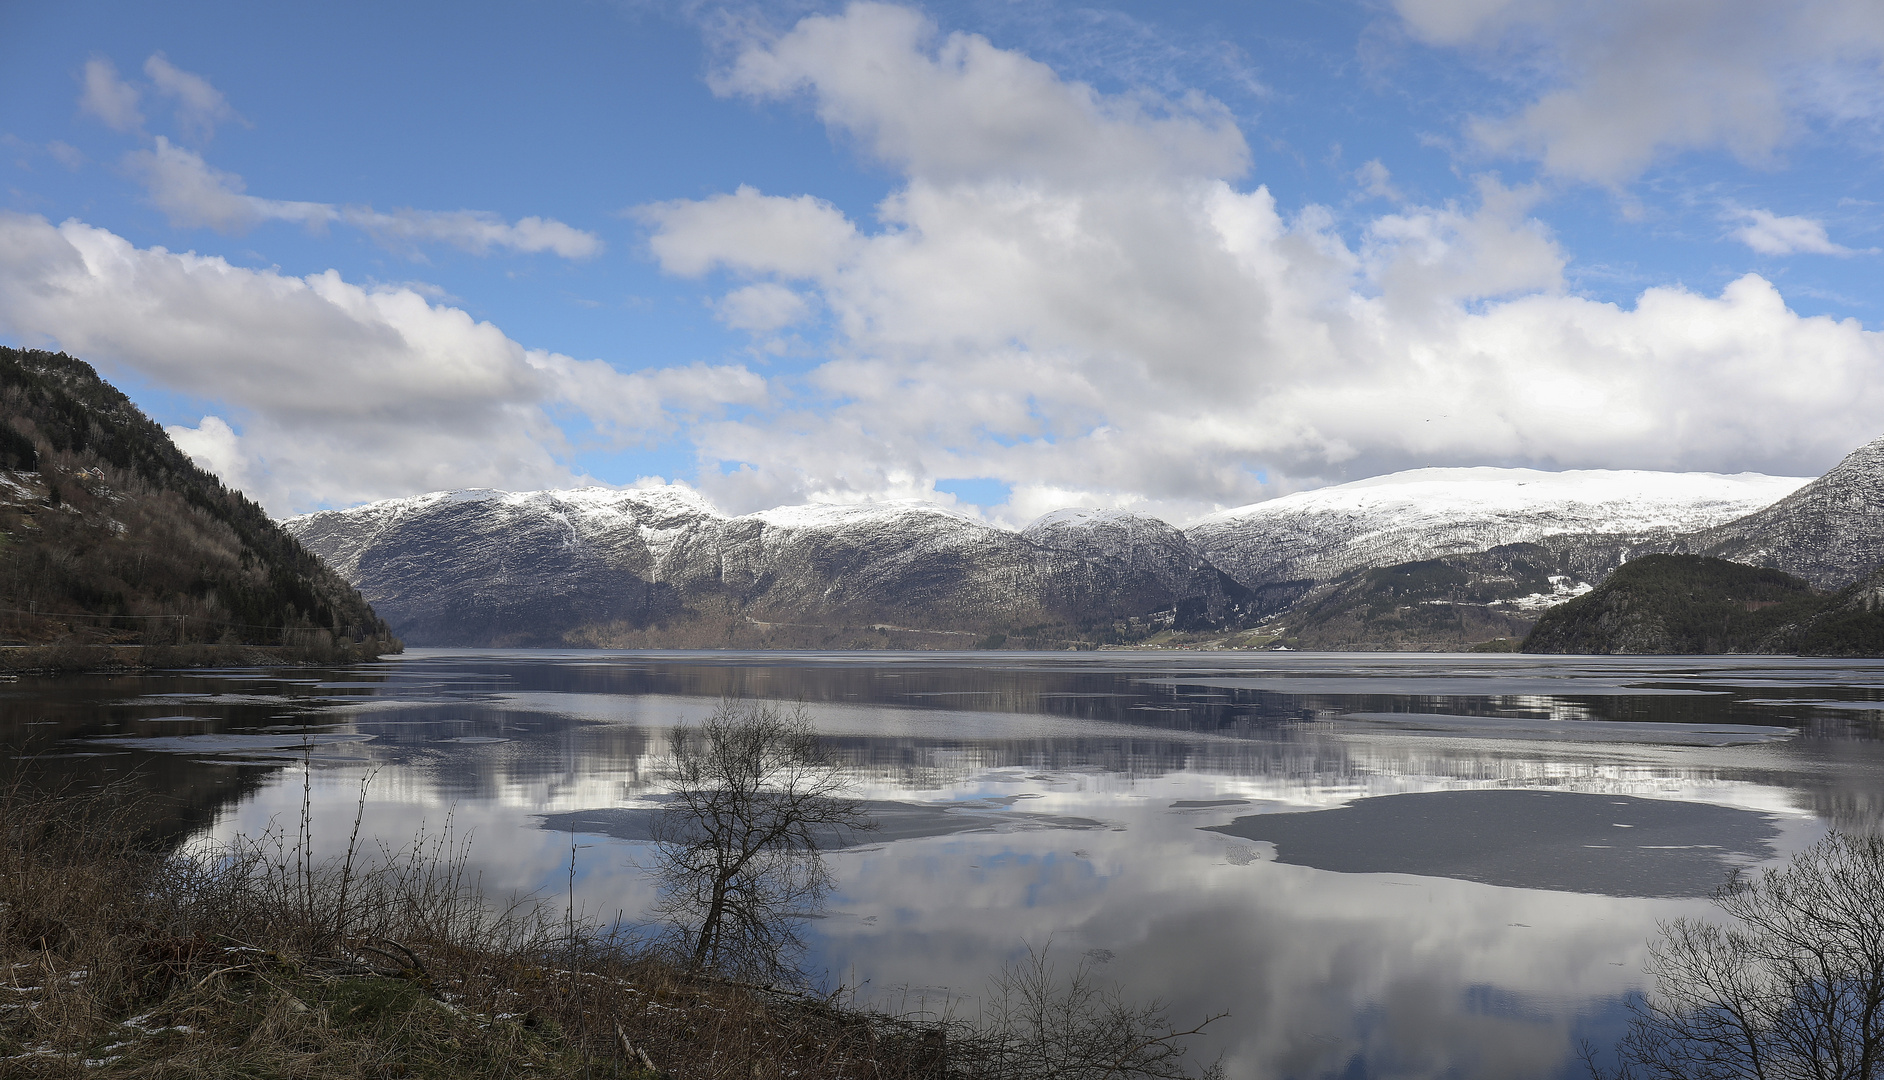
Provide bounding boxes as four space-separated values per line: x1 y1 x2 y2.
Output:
2 0 1882 522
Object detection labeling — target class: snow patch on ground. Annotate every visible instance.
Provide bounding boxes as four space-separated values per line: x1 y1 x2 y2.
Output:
1502 575 1595 613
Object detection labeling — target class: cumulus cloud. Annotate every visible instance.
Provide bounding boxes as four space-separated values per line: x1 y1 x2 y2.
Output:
633 3 1884 523
640 186 856 277
124 139 601 258
1727 206 1863 256
711 2 1249 186
1392 0 1884 184
0 213 756 512
79 57 143 133
716 283 812 332
143 53 245 142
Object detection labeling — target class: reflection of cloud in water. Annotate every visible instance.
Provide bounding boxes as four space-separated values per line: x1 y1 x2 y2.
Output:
809 810 1694 1080
43 649 1884 1080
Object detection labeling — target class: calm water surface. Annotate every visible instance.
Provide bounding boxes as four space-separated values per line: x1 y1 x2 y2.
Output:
6 648 1884 1079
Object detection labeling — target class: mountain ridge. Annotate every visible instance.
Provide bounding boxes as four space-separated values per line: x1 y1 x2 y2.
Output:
1685 436 1884 587
285 486 1256 648
284 465 1820 650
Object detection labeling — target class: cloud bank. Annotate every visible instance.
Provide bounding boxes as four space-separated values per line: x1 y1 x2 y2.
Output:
21 6 1884 525
0 213 759 512
634 3 1884 522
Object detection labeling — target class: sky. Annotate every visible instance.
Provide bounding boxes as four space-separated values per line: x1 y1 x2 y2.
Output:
2 0 1882 525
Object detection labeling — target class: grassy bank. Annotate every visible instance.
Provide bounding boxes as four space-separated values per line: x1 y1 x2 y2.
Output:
0 782 1218 1079
0 782 962 1079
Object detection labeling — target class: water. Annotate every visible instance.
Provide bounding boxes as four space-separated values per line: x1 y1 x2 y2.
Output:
6 648 1884 1078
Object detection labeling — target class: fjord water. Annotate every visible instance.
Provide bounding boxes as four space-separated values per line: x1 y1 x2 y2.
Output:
7 651 1884 1079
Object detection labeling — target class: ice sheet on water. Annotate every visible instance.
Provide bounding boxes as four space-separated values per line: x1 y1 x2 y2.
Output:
86 733 376 754
1205 789 1781 897
1739 698 1884 711
1335 712 1791 746
1138 676 1727 696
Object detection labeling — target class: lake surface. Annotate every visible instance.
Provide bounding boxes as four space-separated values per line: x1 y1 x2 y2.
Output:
6 648 1884 1079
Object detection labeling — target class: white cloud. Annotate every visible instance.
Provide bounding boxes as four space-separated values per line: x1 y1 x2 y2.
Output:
717 282 812 332
78 57 143 133
0 213 754 513
166 415 250 489
1392 0 1884 184
1727 206 1860 256
46 142 85 170
712 2 1248 186
343 207 603 259
143 53 245 143
123 139 601 258
634 4 1884 522
125 137 334 232
640 186 856 277
1355 159 1400 202
31 7 1884 524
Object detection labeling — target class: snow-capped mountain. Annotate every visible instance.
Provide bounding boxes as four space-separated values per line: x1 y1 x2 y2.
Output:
1689 436 1884 587
284 463 1819 649
284 488 1250 647
1185 467 1810 600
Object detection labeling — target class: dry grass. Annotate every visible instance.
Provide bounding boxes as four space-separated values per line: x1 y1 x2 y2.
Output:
0 777 958 1079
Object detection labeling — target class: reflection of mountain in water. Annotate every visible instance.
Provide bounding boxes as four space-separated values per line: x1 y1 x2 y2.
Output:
6 652 1884 847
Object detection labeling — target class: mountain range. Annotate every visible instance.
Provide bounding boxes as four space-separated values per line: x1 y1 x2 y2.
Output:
283 441 1884 650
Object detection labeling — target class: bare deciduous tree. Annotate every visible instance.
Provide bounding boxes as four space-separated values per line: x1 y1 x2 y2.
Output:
651 700 874 981
961 942 1225 1080
1591 831 1884 1080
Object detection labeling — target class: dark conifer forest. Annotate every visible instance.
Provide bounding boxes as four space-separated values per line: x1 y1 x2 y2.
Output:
0 346 397 662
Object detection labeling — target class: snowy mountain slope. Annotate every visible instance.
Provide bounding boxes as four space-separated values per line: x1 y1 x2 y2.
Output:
284 488 1250 646
1688 436 1884 587
1184 468 1810 603
283 463 1823 649
284 487 728 645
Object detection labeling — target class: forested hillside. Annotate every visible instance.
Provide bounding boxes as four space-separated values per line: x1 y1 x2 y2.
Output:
1521 554 1884 655
0 347 398 665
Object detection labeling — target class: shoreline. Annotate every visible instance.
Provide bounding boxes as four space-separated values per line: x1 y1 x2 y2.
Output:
0 641 402 674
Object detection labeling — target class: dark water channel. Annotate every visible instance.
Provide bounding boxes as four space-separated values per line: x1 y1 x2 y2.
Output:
5 649 1884 1079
